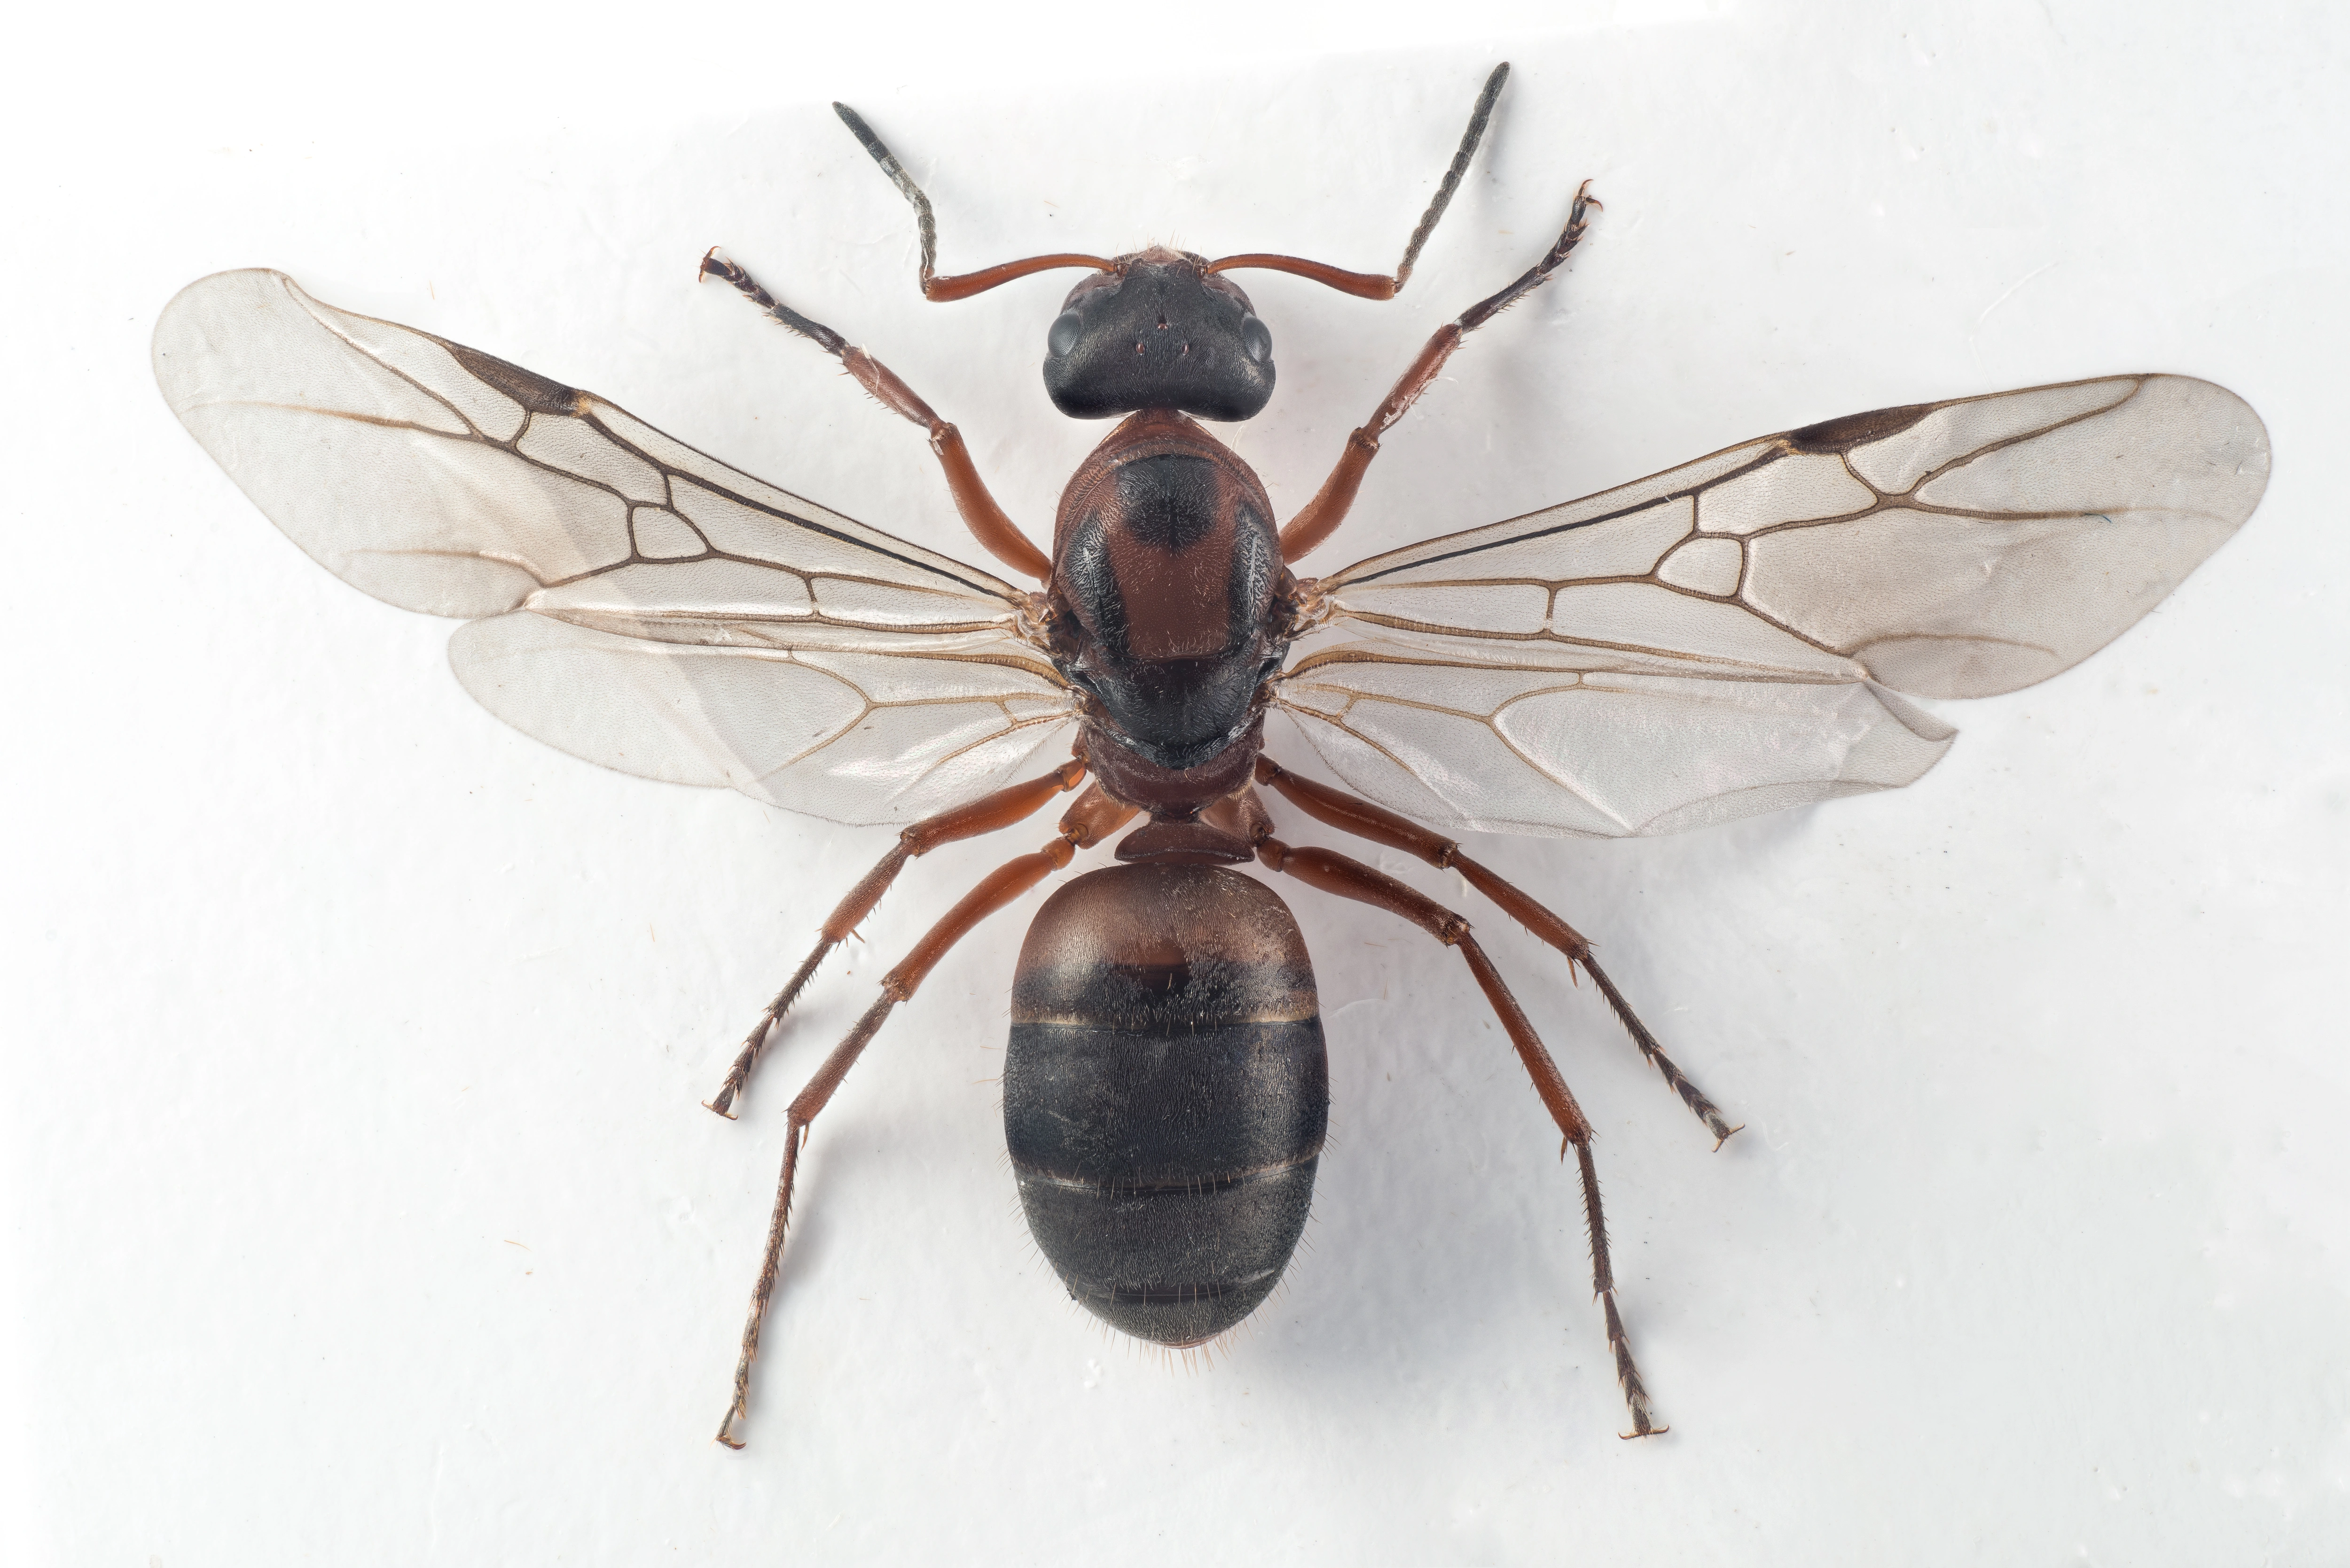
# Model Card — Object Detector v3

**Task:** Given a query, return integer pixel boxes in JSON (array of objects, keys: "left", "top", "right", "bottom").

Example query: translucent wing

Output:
[
  {"left": 154, "top": 269, "right": 1076, "bottom": 825},
  {"left": 1277, "top": 375, "right": 2268, "bottom": 838}
]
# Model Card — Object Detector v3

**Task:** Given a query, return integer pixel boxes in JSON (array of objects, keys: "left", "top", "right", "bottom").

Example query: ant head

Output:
[
  {"left": 1042, "top": 249, "right": 1275, "bottom": 422},
  {"left": 831, "top": 61, "right": 1515, "bottom": 421}
]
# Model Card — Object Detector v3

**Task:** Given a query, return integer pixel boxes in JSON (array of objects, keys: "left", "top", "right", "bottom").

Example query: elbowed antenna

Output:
[
  {"left": 835, "top": 63, "right": 1515, "bottom": 305},
  {"left": 1206, "top": 62, "right": 1512, "bottom": 299},
  {"left": 833, "top": 101, "right": 1116, "bottom": 302}
]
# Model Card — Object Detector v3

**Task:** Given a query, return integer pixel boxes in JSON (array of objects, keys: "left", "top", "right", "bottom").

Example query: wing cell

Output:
[{"left": 1697, "top": 452, "right": 1876, "bottom": 534}]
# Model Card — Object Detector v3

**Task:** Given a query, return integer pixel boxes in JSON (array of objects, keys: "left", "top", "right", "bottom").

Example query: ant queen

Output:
[{"left": 153, "top": 65, "right": 2268, "bottom": 1446}]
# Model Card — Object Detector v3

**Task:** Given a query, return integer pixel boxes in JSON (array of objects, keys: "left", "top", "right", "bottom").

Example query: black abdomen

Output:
[{"left": 1006, "top": 864, "right": 1325, "bottom": 1346}]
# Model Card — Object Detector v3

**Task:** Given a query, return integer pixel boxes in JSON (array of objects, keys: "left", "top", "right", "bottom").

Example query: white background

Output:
[{"left": 6, "top": 0, "right": 2345, "bottom": 1561}]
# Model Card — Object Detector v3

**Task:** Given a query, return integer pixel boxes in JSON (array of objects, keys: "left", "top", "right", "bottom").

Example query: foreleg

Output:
[
  {"left": 698, "top": 250, "right": 1050, "bottom": 579},
  {"left": 1277, "top": 180, "right": 1601, "bottom": 562}
]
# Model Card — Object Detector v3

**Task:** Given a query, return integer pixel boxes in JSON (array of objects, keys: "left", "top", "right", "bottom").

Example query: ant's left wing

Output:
[
  {"left": 1273, "top": 375, "right": 2268, "bottom": 838},
  {"left": 156, "top": 270, "right": 1076, "bottom": 826}
]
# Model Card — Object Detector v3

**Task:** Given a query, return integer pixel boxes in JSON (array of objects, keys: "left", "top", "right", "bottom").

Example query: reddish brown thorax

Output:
[
  {"left": 1046, "top": 409, "right": 1289, "bottom": 843},
  {"left": 1052, "top": 409, "right": 1274, "bottom": 659}
]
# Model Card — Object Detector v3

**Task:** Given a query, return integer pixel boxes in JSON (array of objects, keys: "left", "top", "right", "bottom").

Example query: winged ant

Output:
[{"left": 153, "top": 63, "right": 2269, "bottom": 1447}]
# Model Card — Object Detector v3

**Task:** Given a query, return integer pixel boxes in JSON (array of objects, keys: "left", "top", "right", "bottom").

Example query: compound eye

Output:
[
  {"left": 1047, "top": 310, "right": 1084, "bottom": 359},
  {"left": 1239, "top": 314, "right": 1272, "bottom": 366}
]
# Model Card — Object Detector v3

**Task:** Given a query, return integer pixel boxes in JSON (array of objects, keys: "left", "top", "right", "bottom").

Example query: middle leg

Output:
[
  {"left": 1253, "top": 756, "right": 1740, "bottom": 1148},
  {"left": 715, "top": 784, "right": 1138, "bottom": 1448},
  {"left": 705, "top": 758, "right": 1088, "bottom": 1118}
]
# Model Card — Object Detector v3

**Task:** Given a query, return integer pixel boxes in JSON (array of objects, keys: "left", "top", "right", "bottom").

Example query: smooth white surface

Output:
[{"left": 6, "top": 1, "right": 2345, "bottom": 1562}]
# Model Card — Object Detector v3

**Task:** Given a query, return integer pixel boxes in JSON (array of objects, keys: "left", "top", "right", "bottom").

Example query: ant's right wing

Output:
[
  {"left": 1275, "top": 375, "right": 2268, "bottom": 838},
  {"left": 155, "top": 270, "right": 1076, "bottom": 826}
]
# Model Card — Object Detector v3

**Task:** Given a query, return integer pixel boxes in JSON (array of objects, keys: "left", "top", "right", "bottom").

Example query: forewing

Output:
[
  {"left": 154, "top": 269, "right": 1075, "bottom": 824},
  {"left": 1279, "top": 375, "right": 2266, "bottom": 837}
]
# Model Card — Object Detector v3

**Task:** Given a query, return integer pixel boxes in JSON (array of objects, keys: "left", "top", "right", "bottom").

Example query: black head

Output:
[{"left": 1043, "top": 248, "right": 1275, "bottom": 422}]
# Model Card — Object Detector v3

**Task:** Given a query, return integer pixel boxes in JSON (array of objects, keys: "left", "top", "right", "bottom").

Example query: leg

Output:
[
  {"left": 697, "top": 250, "right": 1051, "bottom": 580},
  {"left": 705, "top": 758, "right": 1087, "bottom": 1118},
  {"left": 714, "top": 786, "right": 1136, "bottom": 1448},
  {"left": 1252, "top": 829, "right": 1664, "bottom": 1438},
  {"left": 1253, "top": 757, "right": 1740, "bottom": 1148},
  {"left": 1277, "top": 179, "right": 1602, "bottom": 562}
]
